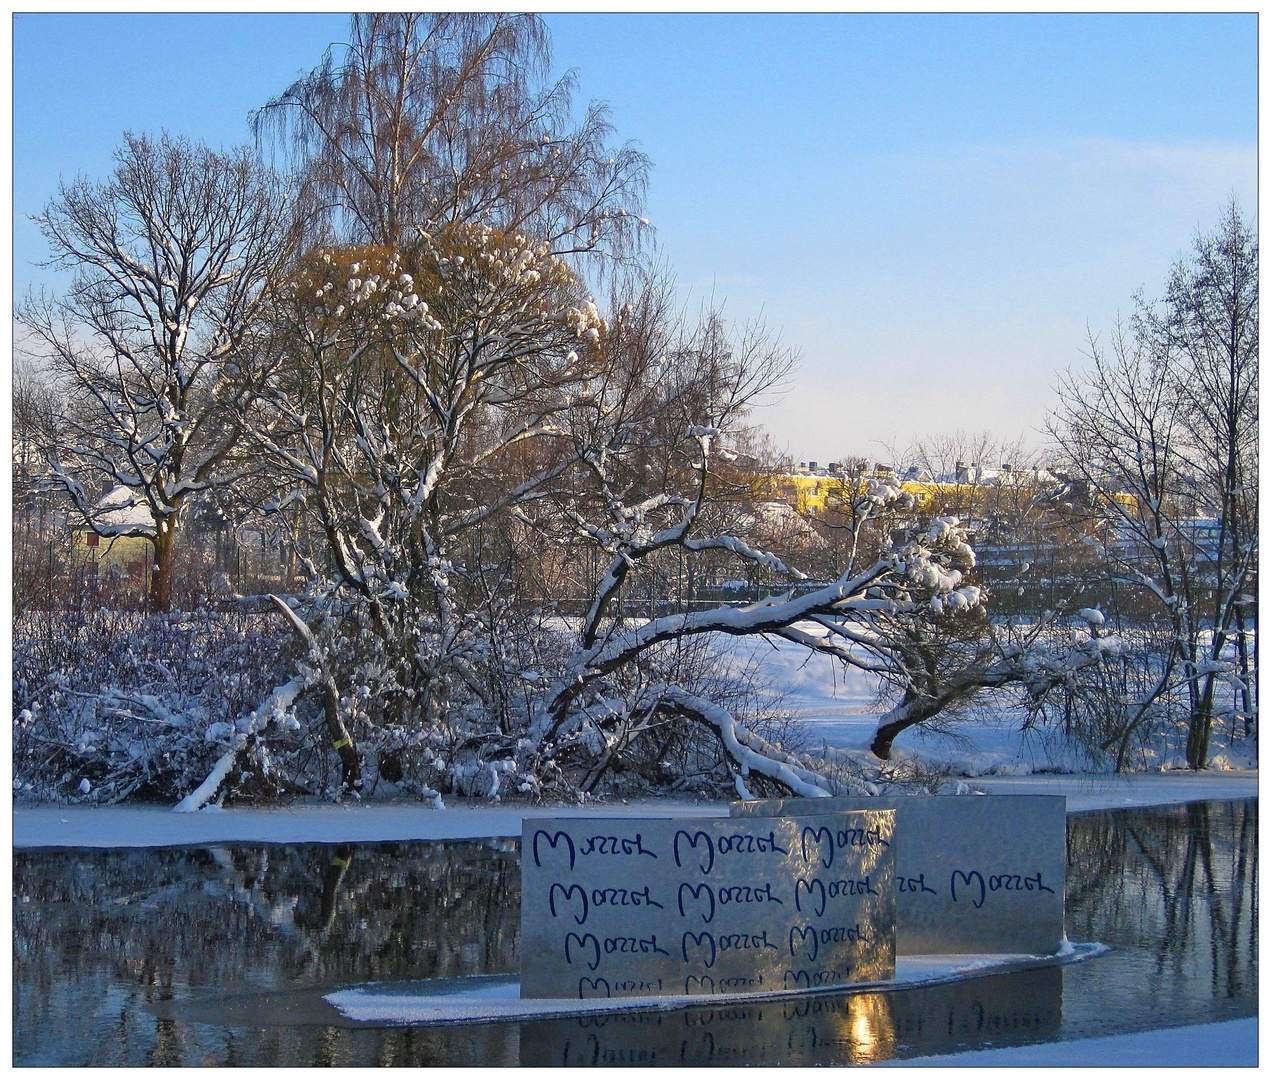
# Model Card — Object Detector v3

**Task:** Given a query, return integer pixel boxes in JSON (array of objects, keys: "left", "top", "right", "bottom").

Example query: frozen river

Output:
[{"left": 12, "top": 796, "right": 1257, "bottom": 1066}]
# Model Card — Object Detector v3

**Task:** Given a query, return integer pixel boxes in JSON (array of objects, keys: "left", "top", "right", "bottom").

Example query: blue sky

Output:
[{"left": 13, "top": 12, "right": 1257, "bottom": 461}]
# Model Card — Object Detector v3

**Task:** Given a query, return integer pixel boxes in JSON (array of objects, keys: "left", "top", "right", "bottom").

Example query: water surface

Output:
[{"left": 13, "top": 799, "right": 1256, "bottom": 1066}]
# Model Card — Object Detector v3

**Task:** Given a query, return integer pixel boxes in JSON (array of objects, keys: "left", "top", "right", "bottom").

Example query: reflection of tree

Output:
[
  {"left": 15, "top": 804, "right": 1258, "bottom": 1066},
  {"left": 1066, "top": 799, "right": 1257, "bottom": 1006},
  {"left": 14, "top": 839, "right": 521, "bottom": 1065}
]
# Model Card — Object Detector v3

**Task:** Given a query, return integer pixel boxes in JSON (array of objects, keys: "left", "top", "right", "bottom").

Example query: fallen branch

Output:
[
  {"left": 173, "top": 674, "right": 306, "bottom": 812},
  {"left": 268, "top": 594, "right": 362, "bottom": 796},
  {"left": 659, "top": 685, "right": 833, "bottom": 798}
]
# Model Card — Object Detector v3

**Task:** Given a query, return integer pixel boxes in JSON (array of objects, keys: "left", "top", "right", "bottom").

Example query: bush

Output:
[{"left": 13, "top": 607, "right": 306, "bottom": 804}]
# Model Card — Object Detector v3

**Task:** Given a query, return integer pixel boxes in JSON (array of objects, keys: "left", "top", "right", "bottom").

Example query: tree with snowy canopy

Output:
[
  {"left": 18, "top": 133, "right": 298, "bottom": 612},
  {"left": 243, "top": 224, "right": 610, "bottom": 794}
]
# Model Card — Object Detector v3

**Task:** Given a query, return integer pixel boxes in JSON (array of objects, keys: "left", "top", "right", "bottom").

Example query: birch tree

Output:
[{"left": 253, "top": 12, "right": 648, "bottom": 256}]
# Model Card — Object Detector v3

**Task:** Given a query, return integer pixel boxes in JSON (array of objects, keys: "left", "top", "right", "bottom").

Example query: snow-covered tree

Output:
[
  {"left": 18, "top": 133, "right": 297, "bottom": 611},
  {"left": 238, "top": 225, "right": 608, "bottom": 795},
  {"left": 1050, "top": 202, "right": 1257, "bottom": 768}
]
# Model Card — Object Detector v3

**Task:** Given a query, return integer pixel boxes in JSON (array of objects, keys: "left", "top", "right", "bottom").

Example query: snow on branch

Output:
[
  {"left": 173, "top": 674, "right": 306, "bottom": 813},
  {"left": 658, "top": 685, "right": 832, "bottom": 798}
]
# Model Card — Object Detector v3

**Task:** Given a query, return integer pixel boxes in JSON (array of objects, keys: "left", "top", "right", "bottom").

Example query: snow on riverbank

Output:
[
  {"left": 324, "top": 946, "right": 1107, "bottom": 1025},
  {"left": 719, "top": 627, "right": 1259, "bottom": 775},
  {"left": 12, "top": 798, "right": 723, "bottom": 849},
  {"left": 12, "top": 770, "right": 1256, "bottom": 848},
  {"left": 882, "top": 1016, "right": 1257, "bottom": 1068},
  {"left": 12, "top": 625, "right": 1256, "bottom": 849}
]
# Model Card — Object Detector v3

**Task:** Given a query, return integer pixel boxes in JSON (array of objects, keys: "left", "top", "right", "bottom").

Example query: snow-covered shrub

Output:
[
  {"left": 13, "top": 607, "right": 308, "bottom": 804},
  {"left": 1016, "top": 618, "right": 1257, "bottom": 773}
]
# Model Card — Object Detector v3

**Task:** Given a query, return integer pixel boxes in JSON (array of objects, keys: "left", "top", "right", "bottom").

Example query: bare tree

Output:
[
  {"left": 13, "top": 361, "right": 70, "bottom": 612},
  {"left": 1156, "top": 201, "right": 1258, "bottom": 765},
  {"left": 237, "top": 225, "right": 606, "bottom": 796},
  {"left": 1049, "top": 202, "right": 1257, "bottom": 768},
  {"left": 18, "top": 133, "right": 298, "bottom": 611},
  {"left": 253, "top": 13, "right": 648, "bottom": 258}
]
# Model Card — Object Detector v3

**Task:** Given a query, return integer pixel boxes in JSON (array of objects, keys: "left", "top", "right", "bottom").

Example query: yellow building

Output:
[
  {"left": 765, "top": 467, "right": 1137, "bottom": 522},
  {"left": 763, "top": 471, "right": 942, "bottom": 515}
]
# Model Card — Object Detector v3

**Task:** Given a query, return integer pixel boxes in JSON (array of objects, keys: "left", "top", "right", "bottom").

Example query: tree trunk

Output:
[
  {"left": 1186, "top": 682, "right": 1216, "bottom": 770},
  {"left": 322, "top": 675, "right": 362, "bottom": 795},
  {"left": 1233, "top": 604, "right": 1252, "bottom": 736},
  {"left": 149, "top": 520, "right": 177, "bottom": 613},
  {"left": 870, "top": 690, "right": 937, "bottom": 761}
]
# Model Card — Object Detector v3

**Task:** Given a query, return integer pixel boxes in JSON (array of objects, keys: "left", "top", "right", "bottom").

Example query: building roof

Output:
[{"left": 85, "top": 486, "right": 154, "bottom": 535}]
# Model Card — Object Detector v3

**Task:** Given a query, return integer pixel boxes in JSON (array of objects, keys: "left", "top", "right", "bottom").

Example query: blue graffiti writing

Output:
[
  {"left": 673, "top": 830, "right": 714, "bottom": 874},
  {"left": 603, "top": 934, "right": 669, "bottom": 956},
  {"left": 800, "top": 826, "right": 836, "bottom": 869},
  {"left": 589, "top": 885, "right": 663, "bottom": 910},
  {"left": 682, "top": 930, "right": 718, "bottom": 968},
  {"left": 789, "top": 922, "right": 870, "bottom": 962},
  {"left": 783, "top": 967, "right": 854, "bottom": 990},
  {"left": 836, "top": 825, "right": 889, "bottom": 850},
  {"left": 577, "top": 833, "right": 658, "bottom": 859},
  {"left": 532, "top": 829, "right": 576, "bottom": 870},
  {"left": 565, "top": 932, "right": 600, "bottom": 970},
  {"left": 549, "top": 882, "right": 589, "bottom": 923},
  {"left": 715, "top": 830, "right": 788, "bottom": 856},
  {"left": 678, "top": 882, "right": 715, "bottom": 924},
  {"left": 898, "top": 873, "right": 938, "bottom": 895},
  {"left": 610, "top": 978, "right": 663, "bottom": 993},
  {"left": 578, "top": 977, "right": 611, "bottom": 999},
  {"left": 717, "top": 882, "right": 783, "bottom": 906},
  {"left": 951, "top": 869, "right": 1056, "bottom": 907},
  {"left": 795, "top": 876, "right": 878, "bottom": 917},
  {"left": 684, "top": 975, "right": 716, "bottom": 995}
]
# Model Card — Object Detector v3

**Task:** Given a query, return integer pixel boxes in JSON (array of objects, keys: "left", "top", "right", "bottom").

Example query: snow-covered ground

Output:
[
  {"left": 720, "top": 628, "right": 1259, "bottom": 774},
  {"left": 13, "top": 765, "right": 1258, "bottom": 848},
  {"left": 13, "top": 627, "right": 1256, "bottom": 847},
  {"left": 881, "top": 1017, "right": 1257, "bottom": 1068}
]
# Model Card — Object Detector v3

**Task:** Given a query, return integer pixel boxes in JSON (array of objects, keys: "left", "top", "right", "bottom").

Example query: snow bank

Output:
[
  {"left": 324, "top": 946, "right": 1107, "bottom": 1025},
  {"left": 12, "top": 770, "right": 1257, "bottom": 848},
  {"left": 965, "top": 771, "right": 1258, "bottom": 813},
  {"left": 12, "top": 799, "right": 724, "bottom": 849}
]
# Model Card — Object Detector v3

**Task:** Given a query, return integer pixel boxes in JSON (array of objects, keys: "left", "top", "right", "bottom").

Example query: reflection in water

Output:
[
  {"left": 13, "top": 840, "right": 521, "bottom": 1066},
  {"left": 521, "top": 967, "right": 1061, "bottom": 1066},
  {"left": 12, "top": 799, "right": 1256, "bottom": 1066},
  {"left": 1061, "top": 798, "right": 1257, "bottom": 1039}
]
